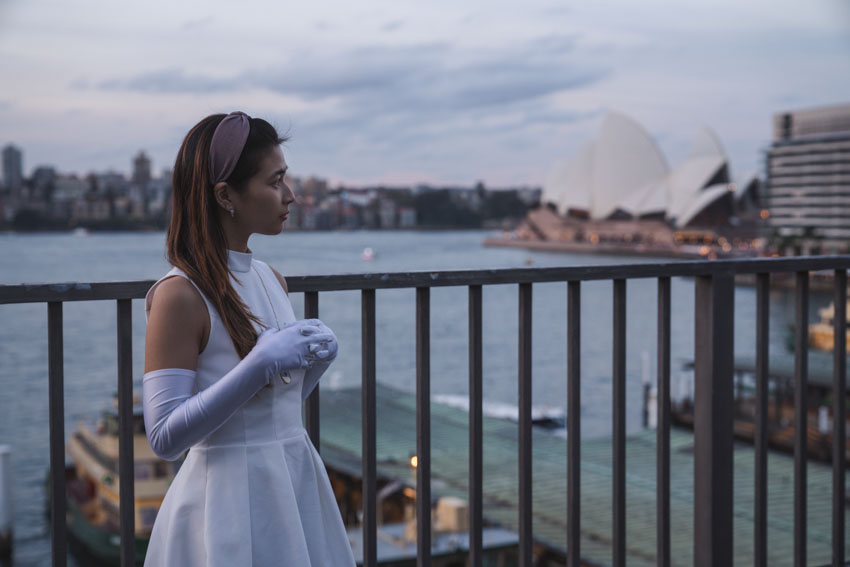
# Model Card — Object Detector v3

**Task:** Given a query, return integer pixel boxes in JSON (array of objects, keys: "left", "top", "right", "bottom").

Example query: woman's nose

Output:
[{"left": 282, "top": 183, "right": 295, "bottom": 205}]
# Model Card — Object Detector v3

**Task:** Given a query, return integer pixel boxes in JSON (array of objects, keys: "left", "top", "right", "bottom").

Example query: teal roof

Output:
[{"left": 318, "top": 383, "right": 848, "bottom": 567}]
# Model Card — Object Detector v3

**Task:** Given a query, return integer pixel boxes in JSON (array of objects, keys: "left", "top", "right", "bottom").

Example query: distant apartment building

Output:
[
  {"left": 379, "top": 198, "right": 396, "bottom": 228},
  {"left": 765, "top": 103, "right": 850, "bottom": 252},
  {"left": 51, "top": 175, "right": 88, "bottom": 217},
  {"left": 132, "top": 151, "right": 152, "bottom": 187},
  {"left": 2, "top": 144, "right": 23, "bottom": 198},
  {"left": 30, "top": 166, "right": 57, "bottom": 201},
  {"left": 72, "top": 198, "right": 111, "bottom": 222},
  {"left": 398, "top": 206, "right": 416, "bottom": 228}
]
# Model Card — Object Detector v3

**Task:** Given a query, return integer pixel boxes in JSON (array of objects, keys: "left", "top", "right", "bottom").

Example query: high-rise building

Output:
[
  {"left": 31, "top": 166, "right": 56, "bottom": 201},
  {"left": 2, "top": 144, "right": 23, "bottom": 198},
  {"left": 765, "top": 103, "right": 850, "bottom": 252},
  {"left": 132, "top": 151, "right": 151, "bottom": 187}
]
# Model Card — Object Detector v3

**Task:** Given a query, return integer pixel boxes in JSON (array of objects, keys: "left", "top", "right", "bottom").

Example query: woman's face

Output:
[{"left": 231, "top": 145, "right": 295, "bottom": 236}]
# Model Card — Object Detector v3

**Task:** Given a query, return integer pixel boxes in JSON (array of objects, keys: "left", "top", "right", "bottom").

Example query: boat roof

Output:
[
  {"left": 102, "top": 393, "right": 144, "bottom": 418},
  {"left": 730, "top": 349, "right": 842, "bottom": 391}
]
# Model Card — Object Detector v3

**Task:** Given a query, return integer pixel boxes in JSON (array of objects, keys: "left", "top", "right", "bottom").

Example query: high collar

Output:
[{"left": 227, "top": 249, "right": 253, "bottom": 273}]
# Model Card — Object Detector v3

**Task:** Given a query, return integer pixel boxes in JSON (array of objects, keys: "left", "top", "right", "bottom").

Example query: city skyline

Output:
[{"left": 1, "top": 0, "right": 849, "bottom": 187}]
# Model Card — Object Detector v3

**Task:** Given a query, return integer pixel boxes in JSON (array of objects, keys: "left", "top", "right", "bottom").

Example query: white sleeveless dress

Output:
[{"left": 143, "top": 250, "right": 356, "bottom": 566}]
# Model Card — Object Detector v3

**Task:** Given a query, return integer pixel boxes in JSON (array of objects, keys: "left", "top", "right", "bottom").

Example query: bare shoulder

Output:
[
  {"left": 150, "top": 275, "right": 207, "bottom": 315},
  {"left": 145, "top": 275, "right": 209, "bottom": 372},
  {"left": 269, "top": 266, "right": 289, "bottom": 295}
]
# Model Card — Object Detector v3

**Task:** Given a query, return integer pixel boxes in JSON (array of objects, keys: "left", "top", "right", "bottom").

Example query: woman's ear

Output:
[{"left": 213, "top": 182, "right": 233, "bottom": 213}]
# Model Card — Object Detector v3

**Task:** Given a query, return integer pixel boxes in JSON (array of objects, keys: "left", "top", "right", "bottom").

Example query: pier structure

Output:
[{"left": 319, "top": 383, "right": 848, "bottom": 566}]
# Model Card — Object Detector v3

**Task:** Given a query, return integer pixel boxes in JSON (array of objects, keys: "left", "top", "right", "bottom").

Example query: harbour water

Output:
[{"left": 0, "top": 229, "right": 829, "bottom": 566}]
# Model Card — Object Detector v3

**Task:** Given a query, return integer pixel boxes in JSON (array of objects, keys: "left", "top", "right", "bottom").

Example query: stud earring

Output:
[{"left": 229, "top": 208, "right": 235, "bottom": 218}]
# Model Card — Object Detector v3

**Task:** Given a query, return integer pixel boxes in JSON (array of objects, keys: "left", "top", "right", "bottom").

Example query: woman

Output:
[{"left": 143, "top": 111, "right": 356, "bottom": 566}]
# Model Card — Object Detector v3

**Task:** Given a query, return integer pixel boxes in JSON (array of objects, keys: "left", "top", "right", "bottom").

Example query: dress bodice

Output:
[{"left": 146, "top": 250, "right": 307, "bottom": 448}]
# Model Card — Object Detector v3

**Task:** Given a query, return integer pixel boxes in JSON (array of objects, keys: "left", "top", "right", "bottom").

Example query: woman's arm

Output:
[{"left": 145, "top": 276, "right": 208, "bottom": 373}]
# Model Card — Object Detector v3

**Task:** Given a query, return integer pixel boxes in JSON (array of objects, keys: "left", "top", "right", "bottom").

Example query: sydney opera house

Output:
[{"left": 491, "top": 112, "right": 763, "bottom": 258}]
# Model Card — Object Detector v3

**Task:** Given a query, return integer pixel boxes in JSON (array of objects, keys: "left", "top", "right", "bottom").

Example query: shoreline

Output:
[{"left": 482, "top": 236, "right": 750, "bottom": 260}]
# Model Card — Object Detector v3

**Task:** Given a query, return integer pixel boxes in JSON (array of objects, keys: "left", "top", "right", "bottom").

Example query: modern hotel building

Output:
[{"left": 766, "top": 103, "right": 850, "bottom": 252}]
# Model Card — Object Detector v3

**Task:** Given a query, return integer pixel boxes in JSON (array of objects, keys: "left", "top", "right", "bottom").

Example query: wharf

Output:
[
  {"left": 482, "top": 207, "right": 761, "bottom": 261},
  {"left": 318, "top": 383, "right": 848, "bottom": 567}
]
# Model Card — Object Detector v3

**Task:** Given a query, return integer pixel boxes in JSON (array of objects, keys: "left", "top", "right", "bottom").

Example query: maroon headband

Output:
[{"left": 209, "top": 111, "right": 251, "bottom": 184}]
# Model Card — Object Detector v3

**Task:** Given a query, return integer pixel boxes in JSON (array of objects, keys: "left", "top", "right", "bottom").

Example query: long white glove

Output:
[
  {"left": 301, "top": 320, "right": 339, "bottom": 401},
  {"left": 143, "top": 319, "right": 334, "bottom": 461}
]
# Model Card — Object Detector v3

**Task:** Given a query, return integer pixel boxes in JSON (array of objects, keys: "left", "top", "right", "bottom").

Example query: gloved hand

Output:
[
  {"left": 143, "top": 319, "right": 335, "bottom": 460},
  {"left": 302, "top": 320, "right": 339, "bottom": 401},
  {"left": 250, "top": 319, "right": 336, "bottom": 379}
]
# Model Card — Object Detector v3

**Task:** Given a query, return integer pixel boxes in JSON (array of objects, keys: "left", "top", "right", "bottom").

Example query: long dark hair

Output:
[{"left": 167, "top": 113, "right": 288, "bottom": 358}]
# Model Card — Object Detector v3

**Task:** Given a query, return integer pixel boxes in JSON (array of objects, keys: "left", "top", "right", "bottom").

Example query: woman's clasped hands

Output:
[{"left": 249, "top": 319, "right": 339, "bottom": 379}]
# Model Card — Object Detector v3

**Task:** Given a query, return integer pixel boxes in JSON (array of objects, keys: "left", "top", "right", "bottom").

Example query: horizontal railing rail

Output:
[
  {"left": 1, "top": 254, "right": 847, "bottom": 567},
  {"left": 4, "top": 256, "right": 850, "bottom": 305}
]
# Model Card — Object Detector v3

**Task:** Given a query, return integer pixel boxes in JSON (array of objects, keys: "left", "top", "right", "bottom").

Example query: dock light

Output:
[
  {"left": 410, "top": 455, "right": 418, "bottom": 468},
  {"left": 699, "top": 245, "right": 710, "bottom": 256}
]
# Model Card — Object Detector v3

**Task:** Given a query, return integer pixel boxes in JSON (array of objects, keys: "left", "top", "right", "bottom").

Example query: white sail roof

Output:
[
  {"left": 542, "top": 112, "right": 736, "bottom": 226},
  {"left": 666, "top": 155, "right": 727, "bottom": 223},
  {"left": 734, "top": 171, "right": 760, "bottom": 203},
  {"left": 676, "top": 183, "right": 732, "bottom": 227},
  {"left": 688, "top": 126, "right": 726, "bottom": 160},
  {"left": 590, "top": 112, "right": 669, "bottom": 219},
  {"left": 618, "top": 178, "right": 669, "bottom": 218}
]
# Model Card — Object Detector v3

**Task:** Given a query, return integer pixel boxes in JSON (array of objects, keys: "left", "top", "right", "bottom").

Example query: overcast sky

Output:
[{"left": 1, "top": 0, "right": 848, "bottom": 187}]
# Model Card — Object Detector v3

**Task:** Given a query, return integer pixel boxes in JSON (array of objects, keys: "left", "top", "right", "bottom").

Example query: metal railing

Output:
[{"left": 1, "top": 255, "right": 848, "bottom": 567}]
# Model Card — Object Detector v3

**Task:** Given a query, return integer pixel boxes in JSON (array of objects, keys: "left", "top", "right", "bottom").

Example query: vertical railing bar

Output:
[
  {"left": 116, "top": 299, "right": 135, "bottom": 567},
  {"left": 468, "top": 285, "right": 483, "bottom": 567},
  {"left": 612, "top": 279, "right": 626, "bottom": 567},
  {"left": 657, "top": 277, "right": 671, "bottom": 567},
  {"left": 794, "top": 271, "right": 808, "bottom": 567},
  {"left": 518, "top": 282, "right": 533, "bottom": 567},
  {"left": 47, "top": 302, "right": 66, "bottom": 567},
  {"left": 361, "top": 289, "right": 377, "bottom": 567},
  {"left": 567, "top": 281, "right": 581, "bottom": 567},
  {"left": 416, "top": 287, "right": 432, "bottom": 567},
  {"left": 304, "top": 291, "right": 320, "bottom": 451},
  {"left": 832, "top": 269, "right": 846, "bottom": 567},
  {"left": 694, "top": 272, "right": 734, "bottom": 567},
  {"left": 755, "top": 273, "right": 770, "bottom": 567}
]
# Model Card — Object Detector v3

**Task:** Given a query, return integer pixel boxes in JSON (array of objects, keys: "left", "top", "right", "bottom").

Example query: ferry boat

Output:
[
  {"left": 808, "top": 300, "right": 850, "bottom": 352},
  {"left": 53, "top": 396, "right": 179, "bottom": 566}
]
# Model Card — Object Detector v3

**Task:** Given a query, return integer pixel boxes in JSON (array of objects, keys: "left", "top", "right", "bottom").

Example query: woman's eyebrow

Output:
[{"left": 267, "top": 167, "right": 288, "bottom": 179}]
